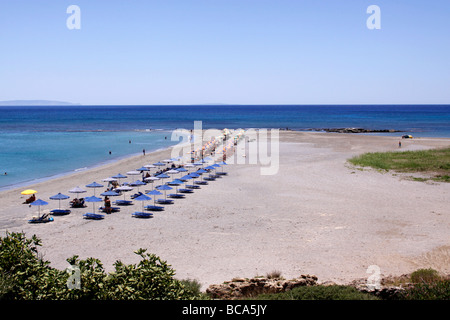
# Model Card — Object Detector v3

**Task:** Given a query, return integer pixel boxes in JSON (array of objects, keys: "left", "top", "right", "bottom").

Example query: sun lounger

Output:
[
  {"left": 168, "top": 193, "right": 185, "bottom": 199},
  {"left": 83, "top": 213, "right": 105, "bottom": 220},
  {"left": 114, "top": 200, "right": 133, "bottom": 206},
  {"left": 203, "top": 176, "right": 216, "bottom": 181},
  {"left": 131, "top": 192, "right": 144, "bottom": 199},
  {"left": 216, "top": 172, "right": 228, "bottom": 176},
  {"left": 132, "top": 212, "right": 153, "bottom": 219},
  {"left": 144, "top": 205, "right": 165, "bottom": 211},
  {"left": 156, "top": 199, "right": 174, "bottom": 205},
  {"left": 99, "top": 206, "right": 120, "bottom": 213},
  {"left": 194, "top": 180, "right": 208, "bottom": 185},
  {"left": 70, "top": 198, "right": 86, "bottom": 208},
  {"left": 179, "top": 188, "right": 194, "bottom": 193},
  {"left": 185, "top": 185, "right": 201, "bottom": 189},
  {"left": 28, "top": 213, "right": 54, "bottom": 224},
  {"left": 50, "top": 209, "right": 71, "bottom": 216}
]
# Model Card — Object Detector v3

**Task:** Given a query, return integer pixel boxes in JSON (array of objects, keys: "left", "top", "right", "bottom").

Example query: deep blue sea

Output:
[{"left": 1, "top": 105, "right": 450, "bottom": 190}]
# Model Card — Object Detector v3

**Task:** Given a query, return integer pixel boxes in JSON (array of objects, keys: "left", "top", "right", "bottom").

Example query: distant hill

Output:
[{"left": 0, "top": 100, "right": 81, "bottom": 106}]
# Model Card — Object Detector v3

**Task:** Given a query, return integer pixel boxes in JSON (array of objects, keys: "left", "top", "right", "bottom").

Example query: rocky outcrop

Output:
[
  {"left": 309, "top": 128, "right": 402, "bottom": 134},
  {"left": 206, "top": 275, "right": 318, "bottom": 299}
]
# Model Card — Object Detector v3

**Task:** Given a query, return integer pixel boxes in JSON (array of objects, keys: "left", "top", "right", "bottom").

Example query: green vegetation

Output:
[
  {"left": 1, "top": 233, "right": 448, "bottom": 300},
  {"left": 256, "top": 285, "right": 379, "bottom": 300},
  {"left": 401, "top": 268, "right": 449, "bottom": 300},
  {"left": 0, "top": 232, "right": 201, "bottom": 300},
  {"left": 348, "top": 147, "right": 450, "bottom": 182}
]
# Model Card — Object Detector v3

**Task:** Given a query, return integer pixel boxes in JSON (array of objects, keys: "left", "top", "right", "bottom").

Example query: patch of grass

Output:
[
  {"left": 256, "top": 285, "right": 379, "bottom": 300},
  {"left": 266, "top": 270, "right": 283, "bottom": 279},
  {"left": 348, "top": 147, "right": 450, "bottom": 181}
]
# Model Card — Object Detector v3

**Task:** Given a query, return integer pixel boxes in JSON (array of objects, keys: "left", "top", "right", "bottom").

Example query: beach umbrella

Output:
[
  {"left": 156, "top": 173, "right": 170, "bottom": 185},
  {"left": 84, "top": 196, "right": 102, "bottom": 213},
  {"left": 168, "top": 179, "right": 184, "bottom": 193},
  {"left": 112, "top": 173, "right": 127, "bottom": 184},
  {"left": 85, "top": 182, "right": 104, "bottom": 196},
  {"left": 143, "top": 164, "right": 156, "bottom": 169},
  {"left": 156, "top": 184, "right": 172, "bottom": 199},
  {"left": 146, "top": 189, "right": 163, "bottom": 205},
  {"left": 176, "top": 167, "right": 188, "bottom": 173},
  {"left": 49, "top": 193, "right": 70, "bottom": 209},
  {"left": 130, "top": 180, "right": 146, "bottom": 192},
  {"left": 162, "top": 159, "right": 173, "bottom": 163},
  {"left": 136, "top": 166, "right": 149, "bottom": 172},
  {"left": 102, "top": 177, "right": 117, "bottom": 182},
  {"left": 116, "top": 185, "right": 133, "bottom": 200},
  {"left": 144, "top": 176, "right": 159, "bottom": 190},
  {"left": 126, "top": 170, "right": 141, "bottom": 176},
  {"left": 134, "top": 193, "right": 151, "bottom": 211},
  {"left": 69, "top": 186, "right": 87, "bottom": 196},
  {"left": 179, "top": 174, "right": 192, "bottom": 182},
  {"left": 21, "top": 189, "right": 37, "bottom": 195},
  {"left": 30, "top": 199, "right": 48, "bottom": 217},
  {"left": 153, "top": 161, "right": 165, "bottom": 166},
  {"left": 100, "top": 190, "right": 120, "bottom": 197}
]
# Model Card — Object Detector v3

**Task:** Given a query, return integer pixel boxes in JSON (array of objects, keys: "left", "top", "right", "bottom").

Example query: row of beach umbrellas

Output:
[{"left": 23, "top": 160, "right": 228, "bottom": 222}]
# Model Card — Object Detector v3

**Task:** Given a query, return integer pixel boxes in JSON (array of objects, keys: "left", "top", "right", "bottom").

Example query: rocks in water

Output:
[
  {"left": 206, "top": 274, "right": 318, "bottom": 299},
  {"left": 309, "top": 128, "right": 401, "bottom": 134}
]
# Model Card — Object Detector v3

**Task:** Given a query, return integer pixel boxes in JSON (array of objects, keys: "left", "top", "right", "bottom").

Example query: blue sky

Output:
[{"left": 0, "top": 0, "right": 449, "bottom": 105}]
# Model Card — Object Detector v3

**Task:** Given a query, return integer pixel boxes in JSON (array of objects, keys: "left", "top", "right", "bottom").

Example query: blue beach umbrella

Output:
[
  {"left": 134, "top": 193, "right": 151, "bottom": 212},
  {"left": 156, "top": 173, "right": 170, "bottom": 185},
  {"left": 146, "top": 189, "right": 163, "bottom": 205},
  {"left": 84, "top": 196, "right": 102, "bottom": 213},
  {"left": 100, "top": 190, "right": 120, "bottom": 197},
  {"left": 112, "top": 173, "right": 127, "bottom": 184},
  {"left": 156, "top": 184, "right": 172, "bottom": 199},
  {"left": 30, "top": 199, "right": 49, "bottom": 217},
  {"left": 189, "top": 172, "right": 199, "bottom": 178},
  {"left": 153, "top": 161, "right": 165, "bottom": 166},
  {"left": 86, "top": 182, "right": 104, "bottom": 196},
  {"left": 176, "top": 167, "right": 188, "bottom": 173},
  {"left": 196, "top": 169, "right": 208, "bottom": 180},
  {"left": 49, "top": 193, "right": 70, "bottom": 209},
  {"left": 131, "top": 180, "right": 146, "bottom": 194}
]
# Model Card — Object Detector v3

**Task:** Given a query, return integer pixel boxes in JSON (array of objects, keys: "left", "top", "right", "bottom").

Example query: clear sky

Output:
[{"left": 0, "top": 0, "right": 449, "bottom": 105}]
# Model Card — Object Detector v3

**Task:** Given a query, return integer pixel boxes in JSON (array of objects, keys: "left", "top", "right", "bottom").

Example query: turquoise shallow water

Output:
[{"left": 1, "top": 104, "right": 449, "bottom": 190}]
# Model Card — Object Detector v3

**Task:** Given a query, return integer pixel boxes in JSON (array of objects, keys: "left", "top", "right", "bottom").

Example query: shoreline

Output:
[
  {"left": 0, "top": 145, "right": 175, "bottom": 193},
  {"left": 1, "top": 131, "right": 449, "bottom": 289}
]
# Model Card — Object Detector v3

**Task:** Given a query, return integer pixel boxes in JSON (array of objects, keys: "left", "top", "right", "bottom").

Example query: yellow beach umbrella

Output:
[{"left": 21, "top": 189, "right": 37, "bottom": 195}]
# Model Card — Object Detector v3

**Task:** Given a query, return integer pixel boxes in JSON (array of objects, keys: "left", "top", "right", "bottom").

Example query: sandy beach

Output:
[{"left": 0, "top": 131, "right": 449, "bottom": 289}]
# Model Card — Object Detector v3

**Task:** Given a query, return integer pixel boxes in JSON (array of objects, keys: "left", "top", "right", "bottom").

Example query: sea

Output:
[{"left": 1, "top": 104, "right": 450, "bottom": 191}]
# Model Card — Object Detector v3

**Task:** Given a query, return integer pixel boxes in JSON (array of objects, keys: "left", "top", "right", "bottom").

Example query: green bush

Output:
[
  {"left": 0, "top": 232, "right": 197, "bottom": 300},
  {"left": 400, "top": 280, "right": 450, "bottom": 300},
  {"left": 256, "top": 285, "right": 379, "bottom": 300},
  {"left": 410, "top": 268, "right": 442, "bottom": 284}
]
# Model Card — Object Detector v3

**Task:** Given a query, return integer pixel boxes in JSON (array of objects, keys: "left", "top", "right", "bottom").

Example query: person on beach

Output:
[
  {"left": 104, "top": 196, "right": 112, "bottom": 214},
  {"left": 399, "top": 141, "right": 402, "bottom": 148},
  {"left": 143, "top": 149, "right": 146, "bottom": 156}
]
